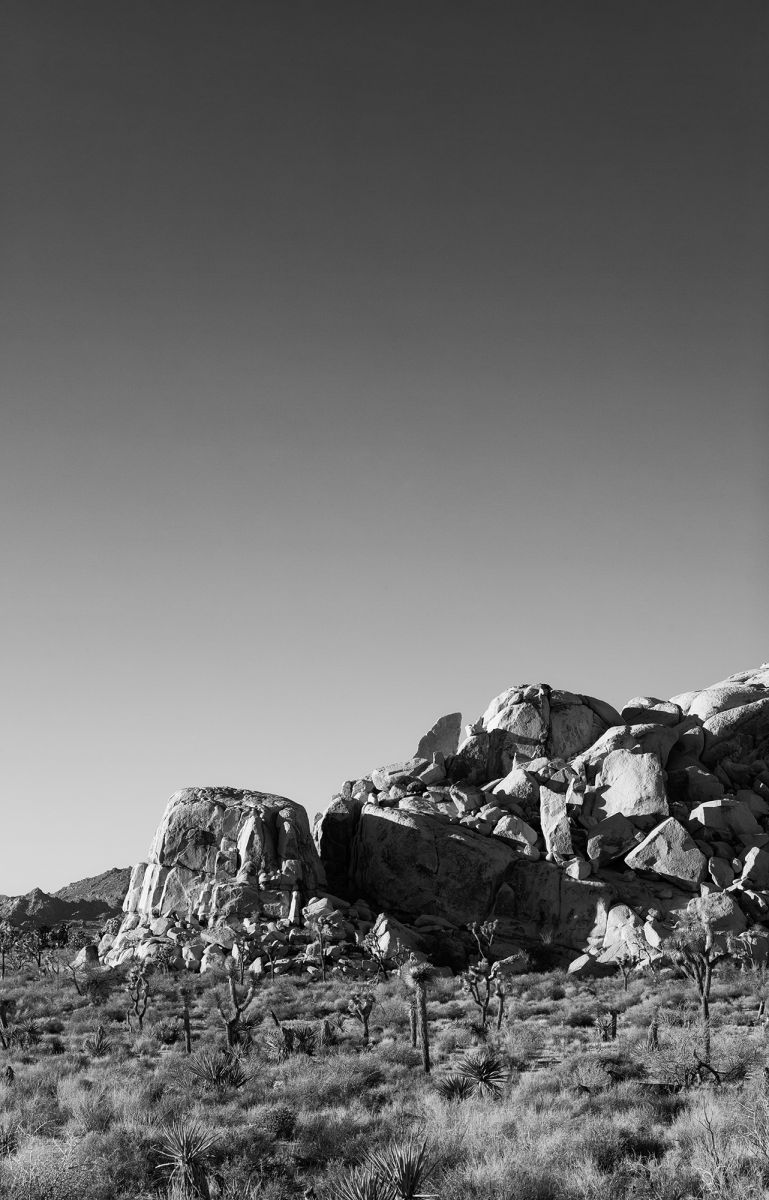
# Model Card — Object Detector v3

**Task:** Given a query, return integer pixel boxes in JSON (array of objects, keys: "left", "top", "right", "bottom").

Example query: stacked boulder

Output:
[{"left": 315, "top": 666, "right": 769, "bottom": 972}]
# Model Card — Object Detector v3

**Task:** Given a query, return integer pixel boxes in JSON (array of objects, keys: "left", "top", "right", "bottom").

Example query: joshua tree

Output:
[
  {"left": 217, "top": 975, "right": 257, "bottom": 1049},
  {"left": 17, "top": 926, "right": 53, "bottom": 970},
  {"left": 126, "top": 963, "right": 152, "bottom": 1032},
  {"left": 616, "top": 951, "right": 637, "bottom": 992},
  {"left": 307, "top": 916, "right": 333, "bottom": 983},
  {"left": 361, "top": 929, "right": 391, "bottom": 980},
  {"left": 646, "top": 1008, "right": 660, "bottom": 1051},
  {"left": 666, "top": 915, "right": 733, "bottom": 1062},
  {"left": 595, "top": 1006, "right": 618, "bottom": 1043},
  {"left": 404, "top": 958, "right": 434, "bottom": 1074},
  {"left": 231, "top": 929, "right": 262, "bottom": 985},
  {"left": 463, "top": 960, "right": 494, "bottom": 1028},
  {"left": 0, "top": 998, "right": 16, "bottom": 1050},
  {"left": 469, "top": 920, "right": 499, "bottom": 966},
  {"left": 178, "top": 987, "right": 193, "bottom": 1054},
  {"left": 0, "top": 923, "right": 19, "bottom": 980},
  {"left": 347, "top": 990, "right": 376, "bottom": 1045}
]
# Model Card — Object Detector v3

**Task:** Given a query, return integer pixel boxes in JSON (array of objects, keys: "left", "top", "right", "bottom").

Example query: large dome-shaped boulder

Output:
[{"left": 122, "top": 787, "right": 325, "bottom": 924}]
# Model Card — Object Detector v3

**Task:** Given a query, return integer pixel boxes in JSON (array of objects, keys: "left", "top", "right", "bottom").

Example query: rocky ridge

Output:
[
  {"left": 0, "top": 868, "right": 131, "bottom": 928},
  {"left": 101, "top": 665, "right": 769, "bottom": 978}
]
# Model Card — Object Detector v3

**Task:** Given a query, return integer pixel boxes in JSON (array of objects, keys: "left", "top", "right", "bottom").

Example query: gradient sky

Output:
[{"left": 2, "top": 1, "right": 767, "bottom": 895}]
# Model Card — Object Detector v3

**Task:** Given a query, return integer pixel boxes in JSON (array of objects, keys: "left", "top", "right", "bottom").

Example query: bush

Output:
[{"left": 151, "top": 1017, "right": 181, "bottom": 1046}]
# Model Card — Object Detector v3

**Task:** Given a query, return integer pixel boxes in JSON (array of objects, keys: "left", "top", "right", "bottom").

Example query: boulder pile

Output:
[
  {"left": 315, "top": 666, "right": 769, "bottom": 973},
  {"left": 102, "top": 665, "right": 769, "bottom": 977}
]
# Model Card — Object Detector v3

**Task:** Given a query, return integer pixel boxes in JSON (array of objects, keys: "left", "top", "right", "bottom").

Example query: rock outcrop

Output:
[
  {"left": 313, "top": 664, "right": 769, "bottom": 973},
  {"left": 105, "top": 788, "right": 325, "bottom": 967},
  {"left": 100, "top": 664, "right": 769, "bottom": 978}
]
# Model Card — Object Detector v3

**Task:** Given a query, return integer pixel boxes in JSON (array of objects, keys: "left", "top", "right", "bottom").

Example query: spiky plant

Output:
[
  {"left": 457, "top": 1048, "right": 509, "bottom": 1099},
  {"left": 157, "top": 1117, "right": 217, "bottom": 1200},
  {"left": 294, "top": 1023, "right": 317, "bottom": 1056},
  {"left": 84, "top": 1025, "right": 112, "bottom": 1057},
  {"left": 435, "top": 1073, "right": 475, "bottom": 1102},
  {"left": 367, "top": 1138, "right": 436, "bottom": 1199},
  {"left": 185, "top": 1050, "right": 247, "bottom": 1096},
  {"left": 336, "top": 1166, "right": 391, "bottom": 1200}
]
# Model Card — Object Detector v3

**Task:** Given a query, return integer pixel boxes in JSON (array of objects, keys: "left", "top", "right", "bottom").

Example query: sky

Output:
[{"left": 1, "top": 1, "right": 767, "bottom": 895}]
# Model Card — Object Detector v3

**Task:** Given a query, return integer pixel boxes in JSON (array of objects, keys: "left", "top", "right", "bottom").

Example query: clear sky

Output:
[{"left": 2, "top": 1, "right": 767, "bottom": 894}]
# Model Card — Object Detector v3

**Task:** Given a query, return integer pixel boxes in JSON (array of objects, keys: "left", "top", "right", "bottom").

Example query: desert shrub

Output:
[
  {"left": 38, "top": 1019, "right": 63, "bottom": 1036},
  {"left": 500, "top": 1022, "right": 545, "bottom": 1069},
  {"left": 151, "top": 1016, "right": 181, "bottom": 1046},
  {"left": 296, "top": 1105, "right": 380, "bottom": 1168},
  {"left": 0, "top": 1136, "right": 93, "bottom": 1200},
  {"left": 73, "top": 1088, "right": 114, "bottom": 1134},
  {"left": 263, "top": 1102, "right": 297, "bottom": 1140},
  {"left": 561, "top": 1008, "right": 594, "bottom": 1028},
  {"left": 431, "top": 976, "right": 458, "bottom": 1002},
  {"left": 0, "top": 1115, "right": 21, "bottom": 1156}
]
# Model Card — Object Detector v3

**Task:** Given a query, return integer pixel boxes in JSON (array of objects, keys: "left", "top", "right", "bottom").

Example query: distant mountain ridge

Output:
[{"left": 0, "top": 866, "right": 130, "bottom": 927}]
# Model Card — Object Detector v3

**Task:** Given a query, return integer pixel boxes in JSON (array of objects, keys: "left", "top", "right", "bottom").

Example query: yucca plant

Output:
[
  {"left": 435, "top": 1072, "right": 474, "bottom": 1102},
  {"left": 336, "top": 1165, "right": 391, "bottom": 1200},
  {"left": 157, "top": 1117, "right": 217, "bottom": 1200},
  {"left": 185, "top": 1050, "right": 247, "bottom": 1096},
  {"left": 457, "top": 1048, "right": 509, "bottom": 1099},
  {"left": 84, "top": 1025, "right": 112, "bottom": 1057},
  {"left": 294, "top": 1023, "right": 317, "bottom": 1056},
  {"left": 367, "top": 1138, "right": 436, "bottom": 1199}
]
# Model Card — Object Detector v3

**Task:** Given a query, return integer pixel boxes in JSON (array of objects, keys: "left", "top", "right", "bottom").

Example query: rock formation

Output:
[
  {"left": 103, "top": 665, "right": 769, "bottom": 977},
  {"left": 105, "top": 788, "right": 325, "bottom": 967},
  {"left": 314, "top": 665, "right": 769, "bottom": 973}
]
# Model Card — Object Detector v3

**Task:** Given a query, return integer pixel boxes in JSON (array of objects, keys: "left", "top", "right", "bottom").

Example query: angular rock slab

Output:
[
  {"left": 493, "top": 860, "right": 615, "bottom": 952},
  {"left": 596, "top": 750, "right": 669, "bottom": 824},
  {"left": 586, "top": 813, "right": 637, "bottom": 867},
  {"left": 415, "top": 712, "right": 462, "bottom": 762},
  {"left": 350, "top": 804, "right": 519, "bottom": 926},
  {"left": 540, "top": 786, "right": 574, "bottom": 861},
  {"left": 624, "top": 818, "right": 706, "bottom": 891}
]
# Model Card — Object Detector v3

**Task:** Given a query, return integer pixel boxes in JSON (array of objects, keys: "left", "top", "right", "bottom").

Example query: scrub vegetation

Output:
[{"left": 2, "top": 938, "right": 769, "bottom": 1199}]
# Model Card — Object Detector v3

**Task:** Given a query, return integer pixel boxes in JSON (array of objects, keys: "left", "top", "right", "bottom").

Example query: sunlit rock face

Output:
[{"left": 122, "top": 787, "right": 325, "bottom": 925}]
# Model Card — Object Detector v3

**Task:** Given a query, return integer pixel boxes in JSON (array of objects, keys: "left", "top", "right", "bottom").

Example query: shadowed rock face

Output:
[
  {"left": 350, "top": 805, "right": 518, "bottom": 925},
  {"left": 122, "top": 788, "right": 325, "bottom": 924}
]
